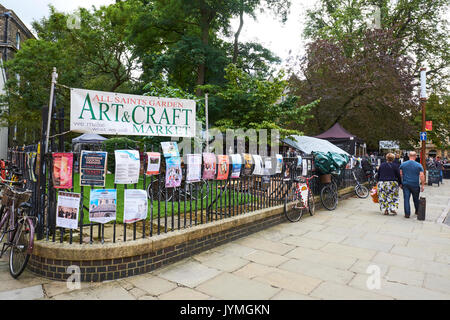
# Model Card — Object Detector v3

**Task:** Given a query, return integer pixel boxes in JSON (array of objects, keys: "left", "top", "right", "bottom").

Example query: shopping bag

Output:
[{"left": 370, "top": 186, "right": 378, "bottom": 203}]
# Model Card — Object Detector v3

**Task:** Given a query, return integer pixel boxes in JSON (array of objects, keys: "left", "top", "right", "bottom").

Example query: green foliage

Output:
[{"left": 103, "top": 137, "right": 138, "bottom": 173}]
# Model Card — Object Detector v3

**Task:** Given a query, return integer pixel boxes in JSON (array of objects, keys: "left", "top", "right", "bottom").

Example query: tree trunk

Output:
[{"left": 233, "top": 1, "right": 244, "bottom": 64}]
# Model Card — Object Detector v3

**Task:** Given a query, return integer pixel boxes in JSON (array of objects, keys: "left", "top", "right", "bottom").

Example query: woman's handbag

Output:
[{"left": 370, "top": 185, "right": 379, "bottom": 203}]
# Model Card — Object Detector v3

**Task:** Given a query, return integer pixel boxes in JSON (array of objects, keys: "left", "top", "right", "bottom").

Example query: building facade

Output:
[{"left": 0, "top": 4, "right": 35, "bottom": 159}]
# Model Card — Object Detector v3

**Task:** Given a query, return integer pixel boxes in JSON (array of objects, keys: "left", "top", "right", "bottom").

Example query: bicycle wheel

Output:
[
  {"left": 308, "top": 190, "right": 316, "bottom": 216},
  {"left": 321, "top": 184, "right": 338, "bottom": 211},
  {"left": 355, "top": 184, "right": 369, "bottom": 198},
  {"left": 284, "top": 191, "right": 303, "bottom": 222},
  {"left": 9, "top": 218, "right": 33, "bottom": 278},
  {"left": 147, "top": 178, "right": 173, "bottom": 201}
]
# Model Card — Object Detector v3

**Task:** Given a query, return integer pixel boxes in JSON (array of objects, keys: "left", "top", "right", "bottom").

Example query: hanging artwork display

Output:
[
  {"left": 165, "top": 156, "right": 182, "bottom": 188},
  {"left": 217, "top": 155, "right": 230, "bottom": 180},
  {"left": 242, "top": 153, "right": 254, "bottom": 176},
  {"left": 146, "top": 152, "right": 161, "bottom": 175},
  {"left": 56, "top": 192, "right": 80, "bottom": 229},
  {"left": 186, "top": 154, "right": 202, "bottom": 182},
  {"left": 252, "top": 155, "right": 263, "bottom": 175},
  {"left": 296, "top": 156, "right": 302, "bottom": 168},
  {"left": 123, "top": 189, "right": 148, "bottom": 223},
  {"left": 89, "top": 189, "right": 117, "bottom": 224},
  {"left": 302, "top": 159, "right": 308, "bottom": 176},
  {"left": 80, "top": 151, "right": 107, "bottom": 187},
  {"left": 202, "top": 153, "right": 216, "bottom": 180},
  {"left": 52, "top": 153, "right": 73, "bottom": 189},
  {"left": 161, "top": 141, "right": 180, "bottom": 158},
  {"left": 263, "top": 157, "right": 272, "bottom": 176},
  {"left": 114, "top": 150, "right": 140, "bottom": 184},
  {"left": 230, "top": 154, "right": 242, "bottom": 179}
]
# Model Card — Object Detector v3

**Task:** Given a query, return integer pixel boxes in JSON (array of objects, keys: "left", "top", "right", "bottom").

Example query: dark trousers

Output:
[{"left": 403, "top": 184, "right": 420, "bottom": 216}]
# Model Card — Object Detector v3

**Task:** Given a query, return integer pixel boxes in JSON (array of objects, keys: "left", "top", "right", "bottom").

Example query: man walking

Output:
[{"left": 399, "top": 151, "right": 425, "bottom": 218}]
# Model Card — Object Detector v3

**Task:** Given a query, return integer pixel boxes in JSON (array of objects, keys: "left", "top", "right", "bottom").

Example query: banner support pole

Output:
[
  {"left": 45, "top": 67, "right": 58, "bottom": 154},
  {"left": 205, "top": 93, "right": 209, "bottom": 153}
]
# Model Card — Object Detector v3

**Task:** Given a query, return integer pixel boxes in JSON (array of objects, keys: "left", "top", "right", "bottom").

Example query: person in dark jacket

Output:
[{"left": 377, "top": 153, "right": 402, "bottom": 215}]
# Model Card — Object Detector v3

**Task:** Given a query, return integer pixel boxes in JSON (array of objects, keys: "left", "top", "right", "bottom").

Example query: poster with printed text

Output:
[
  {"left": 89, "top": 189, "right": 116, "bottom": 224},
  {"left": 186, "top": 154, "right": 202, "bottom": 183},
  {"left": 146, "top": 152, "right": 161, "bottom": 175},
  {"left": 202, "top": 153, "right": 216, "bottom": 180},
  {"left": 52, "top": 153, "right": 73, "bottom": 189},
  {"left": 123, "top": 189, "right": 148, "bottom": 223},
  {"left": 217, "top": 155, "right": 230, "bottom": 180},
  {"left": 252, "top": 155, "right": 263, "bottom": 175},
  {"left": 263, "top": 157, "right": 272, "bottom": 176},
  {"left": 80, "top": 151, "right": 107, "bottom": 187},
  {"left": 242, "top": 154, "right": 254, "bottom": 176},
  {"left": 165, "top": 156, "right": 182, "bottom": 188},
  {"left": 56, "top": 192, "right": 80, "bottom": 229},
  {"left": 275, "top": 154, "right": 283, "bottom": 174},
  {"left": 114, "top": 150, "right": 140, "bottom": 184},
  {"left": 161, "top": 141, "right": 180, "bottom": 158},
  {"left": 230, "top": 154, "right": 242, "bottom": 179}
]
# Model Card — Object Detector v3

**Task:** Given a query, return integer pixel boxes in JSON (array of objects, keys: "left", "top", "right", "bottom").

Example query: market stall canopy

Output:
[
  {"left": 72, "top": 133, "right": 108, "bottom": 152},
  {"left": 315, "top": 122, "right": 357, "bottom": 139},
  {"left": 72, "top": 133, "right": 108, "bottom": 144},
  {"left": 282, "top": 135, "right": 350, "bottom": 156}
]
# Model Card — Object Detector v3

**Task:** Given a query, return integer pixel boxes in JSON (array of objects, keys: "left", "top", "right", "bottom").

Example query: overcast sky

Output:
[{"left": 0, "top": 0, "right": 316, "bottom": 67}]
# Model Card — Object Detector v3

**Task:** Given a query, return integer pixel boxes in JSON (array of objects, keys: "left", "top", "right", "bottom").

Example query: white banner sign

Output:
[
  {"left": 70, "top": 88, "right": 196, "bottom": 137},
  {"left": 379, "top": 140, "right": 399, "bottom": 150}
]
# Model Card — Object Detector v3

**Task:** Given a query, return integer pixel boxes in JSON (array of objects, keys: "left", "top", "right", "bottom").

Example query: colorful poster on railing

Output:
[
  {"left": 89, "top": 189, "right": 117, "bottom": 224},
  {"left": 186, "top": 154, "right": 202, "bottom": 182},
  {"left": 56, "top": 192, "right": 80, "bottom": 229},
  {"left": 52, "top": 153, "right": 73, "bottom": 189},
  {"left": 146, "top": 152, "right": 161, "bottom": 175},
  {"left": 80, "top": 151, "right": 107, "bottom": 187},
  {"left": 123, "top": 189, "right": 148, "bottom": 223},
  {"left": 202, "top": 153, "right": 216, "bottom": 180},
  {"left": 276, "top": 154, "right": 283, "bottom": 174},
  {"left": 161, "top": 141, "right": 180, "bottom": 158},
  {"left": 252, "top": 155, "right": 263, "bottom": 175},
  {"left": 230, "top": 154, "right": 242, "bottom": 179},
  {"left": 297, "top": 156, "right": 302, "bottom": 168},
  {"left": 242, "top": 153, "right": 254, "bottom": 176},
  {"left": 70, "top": 88, "right": 196, "bottom": 137},
  {"left": 114, "top": 150, "right": 140, "bottom": 184},
  {"left": 165, "top": 156, "right": 182, "bottom": 188},
  {"left": 217, "top": 155, "right": 230, "bottom": 180}
]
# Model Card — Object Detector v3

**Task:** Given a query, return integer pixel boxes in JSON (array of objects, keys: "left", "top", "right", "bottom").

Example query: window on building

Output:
[{"left": 16, "top": 32, "right": 20, "bottom": 50}]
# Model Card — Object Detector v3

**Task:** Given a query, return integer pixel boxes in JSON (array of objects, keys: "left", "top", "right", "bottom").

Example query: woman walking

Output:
[{"left": 377, "top": 153, "right": 402, "bottom": 215}]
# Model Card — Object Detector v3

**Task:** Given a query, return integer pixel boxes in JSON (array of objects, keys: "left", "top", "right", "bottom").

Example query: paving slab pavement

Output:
[{"left": 1, "top": 182, "right": 449, "bottom": 300}]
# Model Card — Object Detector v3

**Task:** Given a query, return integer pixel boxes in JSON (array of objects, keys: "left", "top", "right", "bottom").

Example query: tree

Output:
[
  {"left": 288, "top": 29, "right": 417, "bottom": 148},
  {"left": 1, "top": 4, "right": 139, "bottom": 145},
  {"left": 303, "top": 0, "right": 450, "bottom": 91},
  {"left": 204, "top": 64, "right": 316, "bottom": 138}
]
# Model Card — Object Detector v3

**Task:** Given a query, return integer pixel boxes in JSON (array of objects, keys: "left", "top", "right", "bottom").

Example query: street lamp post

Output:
[{"left": 420, "top": 68, "right": 427, "bottom": 174}]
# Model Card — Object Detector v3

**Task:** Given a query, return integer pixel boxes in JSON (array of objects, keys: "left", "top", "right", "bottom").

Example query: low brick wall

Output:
[{"left": 28, "top": 186, "right": 357, "bottom": 282}]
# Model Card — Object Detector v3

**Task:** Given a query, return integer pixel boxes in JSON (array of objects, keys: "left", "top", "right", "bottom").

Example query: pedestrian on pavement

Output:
[
  {"left": 393, "top": 153, "right": 401, "bottom": 166},
  {"left": 376, "top": 153, "right": 402, "bottom": 215},
  {"left": 399, "top": 151, "right": 425, "bottom": 218},
  {"left": 435, "top": 156, "right": 443, "bottom": 184}
]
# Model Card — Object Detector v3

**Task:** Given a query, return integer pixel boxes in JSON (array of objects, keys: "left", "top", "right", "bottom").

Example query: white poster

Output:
[
  {"left": 263, "top": 157, "right": 272, "bottom": 176},
  {"left": 70, "top": 88, "right": 196, "bottom": 137},
  {"left": 252, "top": 155, "right": 263, "bottom": 175},
  {"left": 275, "top": 154, "right": 283, "bottom": 174},
  {"left": 186, "top": 154, "right": 202, "bottom": 182},
  {"left": 114, "top": 150, "right": 140, "bottom": 184},
  {"left": 161, "top": 141, "right": 180, "bottom": 158},
  {"left": 302, "top": 159, "right": 308, "bottom": 176},
  {"left": 56, "top": 192, "right": 80, "bottom": 230},
  {"left": 230, "top": 154, "right": 242, "bottom": 179},
  {"left": 123, "top": 189, "right": 148, "bottom": 223}
]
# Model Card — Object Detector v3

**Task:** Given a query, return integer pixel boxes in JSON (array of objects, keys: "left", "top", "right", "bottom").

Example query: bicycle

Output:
[
  {"left": 320, "top": 173, "right": 339, "bottom": 211},
  {"left": 0, "top": 184, "right": 35, "bottom": 278},
  {"left": 284, "top": 175, "right": 318, "bottom": 222},
  {"left": 352, "top": 169, "right": 369, "bottom": 198},
  {"left": 146, "top": 176, "right": 210, "bottom": 201}
]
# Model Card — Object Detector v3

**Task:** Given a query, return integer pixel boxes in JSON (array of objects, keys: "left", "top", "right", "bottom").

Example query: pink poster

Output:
[
  {"left": 216, "top": 155, "right": 229, "bottom": 180},
  {"left": 53, "top": 153, "right": 73, "bottom": 189},
  {"left": 202, "top": 153, "right": 216, "bottom": 180}
]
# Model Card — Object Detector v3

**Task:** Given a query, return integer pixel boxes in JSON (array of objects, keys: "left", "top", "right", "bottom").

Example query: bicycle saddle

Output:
[{"left": 19, "top": 202, "right": 32, "bottom": 209}]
